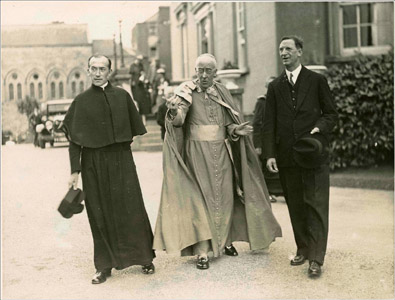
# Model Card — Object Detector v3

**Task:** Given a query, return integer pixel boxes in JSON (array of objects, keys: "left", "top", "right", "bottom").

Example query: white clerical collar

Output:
[
  {"left": 100, "top": 81, "right": 109, "bottom": 90},
  {"left": 285, "top": 64, "right": 302, "bottom": 83}
]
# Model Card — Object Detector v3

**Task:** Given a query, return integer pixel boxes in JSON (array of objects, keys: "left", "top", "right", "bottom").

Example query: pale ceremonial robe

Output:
[{"left": 153, "top": 80, "right": 282, "bottom": 257}]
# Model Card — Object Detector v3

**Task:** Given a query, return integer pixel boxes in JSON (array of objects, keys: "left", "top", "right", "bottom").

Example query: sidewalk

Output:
[{"left": 330, "top": 164, "right": 394, "bottom": 191}]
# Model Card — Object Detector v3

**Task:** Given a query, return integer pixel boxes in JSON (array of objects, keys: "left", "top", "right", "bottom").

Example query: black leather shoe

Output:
[
  {"left": 142, "top": 263, "right": 155, "bottom": 274},
  {"left": 290, "top": 255, "right": 307, "bottom": 266},
  {"left": 308, "top": 261, "right": 322, "bottom": 278},
  {"left": 224, "top": 244, "right": 238, "bottom": 256},
  {"left": 196, "top": 256, "right": 209, "bottom": 270},
  {"left": 91, "top": 268, "right": 111, "bottom": 284}
]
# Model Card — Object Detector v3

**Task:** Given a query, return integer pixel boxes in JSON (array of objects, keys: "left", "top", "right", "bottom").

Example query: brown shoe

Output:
[
  {"left": 290, "top": 255, "right": 307, "bottom": 266},
  {"left": 91, "top": 268, "right": 111, "bottom": 284}
]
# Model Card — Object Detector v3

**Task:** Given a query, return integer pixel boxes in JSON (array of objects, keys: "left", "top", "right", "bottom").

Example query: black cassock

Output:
[{"left": 63, "top": 82, "right": 155, "bottom": 271}]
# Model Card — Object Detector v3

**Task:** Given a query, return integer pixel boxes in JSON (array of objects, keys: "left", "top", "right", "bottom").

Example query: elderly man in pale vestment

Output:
[{"left": 153, "top": 54, "right": 282, "bottom": 269}]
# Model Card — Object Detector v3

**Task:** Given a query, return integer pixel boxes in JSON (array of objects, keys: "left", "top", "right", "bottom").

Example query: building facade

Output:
[
  {"left": 170, "top": 2, "right": 394, "bottom": 115},
  {"left": 131, "top": 6, "right": 172, "bottom": 79},
  {"left": 1, "top": 22, "right": 134, "bottom": 104},
  {"left": 1, "top": 23, "right": 92, "bottom": 103}
]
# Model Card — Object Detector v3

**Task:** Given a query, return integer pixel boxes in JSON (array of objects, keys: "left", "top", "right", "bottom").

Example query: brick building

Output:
[
  {"left": 131, "top": 6, "right": 172, "bottom": 79},
  {"left": 170, "top": 2, "right": 394, "bottom": 115}
]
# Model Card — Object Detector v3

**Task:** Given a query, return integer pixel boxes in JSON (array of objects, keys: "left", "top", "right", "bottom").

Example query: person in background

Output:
[
  {"left": 63, "top": 54, "right": 155, "bottom": 284},
  {"left": 252, "top": 76, "right": 283, "bottom": 202},
  {"left": 129, "top": 55, "right": 151, "bottom": 125},
  {"left": 152, "top": 68, "right": 170, "bottom": 115},
  {"left": 29, "top": 107, "right": 42, "bottom": 147},
  {"left": 156, "top": 85, "right": 174, "bottom": 140}
]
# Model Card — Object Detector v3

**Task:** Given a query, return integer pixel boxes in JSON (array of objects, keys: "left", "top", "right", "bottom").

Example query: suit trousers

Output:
[{"left": 278, "top": 164, "right": 329, "bottom": 265}]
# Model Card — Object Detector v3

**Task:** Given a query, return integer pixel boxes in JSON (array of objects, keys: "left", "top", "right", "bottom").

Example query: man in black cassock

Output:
[{"left": 62, "top": 54, "right": 155, "bottom": 284}]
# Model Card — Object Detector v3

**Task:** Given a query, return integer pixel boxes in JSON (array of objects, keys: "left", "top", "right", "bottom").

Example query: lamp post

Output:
[
  {"left": 119, "top": 19, "right": 125, "bottom": 68},
  {"left": 113, "top": 34, "right": 118, "bottom": 71}
]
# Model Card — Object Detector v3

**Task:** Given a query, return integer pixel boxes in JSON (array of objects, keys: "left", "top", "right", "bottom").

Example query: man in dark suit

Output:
[{"left": 262, "top": 35, "right": 338, "bottom": 278}]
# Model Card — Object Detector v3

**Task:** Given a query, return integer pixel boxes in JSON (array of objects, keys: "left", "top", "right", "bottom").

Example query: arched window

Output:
[
  {"left": 51, "top": 82, "right": 56, "bottom": 99},
  {"left": 9, "top": 83, "right": 14, "bottom": 100},
  {"left": 59, "top": 82, "right": 64, "bottom": 98},
  {"left": 79, "top": 81, "right": 84, "bottom": 93},
  {"left": 72, "top": 81, "right": 76, "bottom": 97},
  {"left": 38, "top": 83, "right": 43, "bottom": 100},
  {"left": 17, "top": 83, "right": 22, "bottom": 100},
  {"left": 30, "top": 83, "right": 35, "bottom": 98}
]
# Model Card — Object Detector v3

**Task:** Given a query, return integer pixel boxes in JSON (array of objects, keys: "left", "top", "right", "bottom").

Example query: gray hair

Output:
[{"left": 195, "top": 53, "right": 217, "bottom": 68}]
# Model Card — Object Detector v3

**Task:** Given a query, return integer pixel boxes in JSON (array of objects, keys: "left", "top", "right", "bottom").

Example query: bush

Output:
[
  {"left": 2, "top": 101, "right": 29, "bottom": 143},
  {"left": 17, "top": 96, "right": 39, "bottom": 117},
  {"left": 327, "top": 52, "right": 394, "bottom": 170}
]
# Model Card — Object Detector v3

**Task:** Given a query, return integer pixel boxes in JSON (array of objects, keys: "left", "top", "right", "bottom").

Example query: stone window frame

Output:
[
  {"left": 26, "top": 69, "right": 45, "bottom": 101},
  {"left": 47, "top": 68, "right": 67, "bottom": 100},
  {"left": 175, "top": 3, "right": 190, "bottom": 79},
  {"left": 193, "top": 3, "right": 216, "bottom": 56},
  {"left": 68, "top": 67, "right": 87, "bottom": 98},
  {"left": 339, "top": 2, "right": 393, "bottom": 56},
  {"left": 5, "top": 70, "right": 24, "bottom": 101},
  {"left": 235, "top": 2, "right": 248, "bottom": 72}
]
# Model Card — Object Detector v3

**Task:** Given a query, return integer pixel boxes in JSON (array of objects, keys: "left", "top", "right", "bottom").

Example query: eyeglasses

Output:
[
  {"left": 89, "top": 66, "right": 109, "bottom": 74},
  {"left": 196, "top": 68, "right": 215, "bottom": 75}
]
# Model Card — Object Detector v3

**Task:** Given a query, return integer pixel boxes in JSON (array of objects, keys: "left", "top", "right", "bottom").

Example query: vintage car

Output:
[{"left": 37, "top": 99, "right": 73, "bottom": 148}]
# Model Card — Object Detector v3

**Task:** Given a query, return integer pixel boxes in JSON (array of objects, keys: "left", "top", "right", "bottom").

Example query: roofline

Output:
[
  {"left": 2, "top": 44, "right": 92, "bottom": 48},
  {"left": 1, "top": 23, "right": 89, "bottom": 28}
]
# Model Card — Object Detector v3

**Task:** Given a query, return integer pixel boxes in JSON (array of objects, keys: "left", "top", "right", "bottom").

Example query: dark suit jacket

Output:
[
  {"left": 252, "top": 96, "right": 266, "bottom": 149},
  {"left": 262, "top": 66, "right": 338, "bottom": 167}
]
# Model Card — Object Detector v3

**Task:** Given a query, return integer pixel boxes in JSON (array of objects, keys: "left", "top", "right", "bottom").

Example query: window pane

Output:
[
  {"left": 360, "top": 26, "right": 373, "bottom": 46},
  {"left": 51, "top": 82, "right": 56, "bottom": 99},
  {"left": 360, "top": 4, "right": 373, "bottom": 24},
  {"left": 9, "top": 83, "right": 14, "bottom": 100},
  {"left": 17, "top": 83, "right": 22, "bottom": 100},
  {"left": 59, "top": 82, "right": 64, "bottom": 98},
  {"left": 38, "top": 83, "right": 43, "bottom": 99},
  {"left": 343, "top": 5, "right": 357, "bottom": 25},
  {"left": 72, "top": 82, "right": 76, "bottom": 97},
  {"left": 30, "top": 83, "right": 35, "bottom": 98},
  {"left": 343, "top": 27, "right": 358, "bottom": 48}
]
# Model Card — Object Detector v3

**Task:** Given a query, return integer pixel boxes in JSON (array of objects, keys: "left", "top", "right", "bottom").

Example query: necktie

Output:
[{"left": 289, "top": 73, "right": 295, "bottom": 86}]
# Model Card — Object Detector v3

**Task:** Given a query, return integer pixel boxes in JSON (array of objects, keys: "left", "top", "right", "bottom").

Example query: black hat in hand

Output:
[
  {"left": 293, "top": 133, "right": 329, "bottom": 168},
  {"left": 58, "top": 188, "right": 85, "bottom": 218}
]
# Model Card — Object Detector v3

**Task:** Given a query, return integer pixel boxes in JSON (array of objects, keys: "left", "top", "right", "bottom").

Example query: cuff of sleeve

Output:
[
  {"left": 71, "top": 168, "right": 81, "bottom": 175},
  {"left": 229, "top": 132, "right": 240, "bottom": 142}
]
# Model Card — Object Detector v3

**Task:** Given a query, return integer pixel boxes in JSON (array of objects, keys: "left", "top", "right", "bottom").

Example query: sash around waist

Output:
[{"left": 186, "top": 124, "right": 226, "bottom": 141}]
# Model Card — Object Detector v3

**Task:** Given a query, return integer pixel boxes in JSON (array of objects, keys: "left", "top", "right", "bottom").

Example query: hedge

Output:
[{"left": 327, "top": 52, "right": 394, "bottom": 170}]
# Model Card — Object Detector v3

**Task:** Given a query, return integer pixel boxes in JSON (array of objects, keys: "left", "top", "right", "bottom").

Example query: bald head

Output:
[{"left": 195, "top": 53, "right": 217, "bottom": 69}]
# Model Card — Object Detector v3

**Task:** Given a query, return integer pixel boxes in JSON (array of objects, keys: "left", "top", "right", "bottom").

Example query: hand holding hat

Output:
[
  {"left": 58, "top": 187, "right": 85, "bottom": 219},
  {"left": 293, "top": 130, "right": 329, "bottom": 169}
]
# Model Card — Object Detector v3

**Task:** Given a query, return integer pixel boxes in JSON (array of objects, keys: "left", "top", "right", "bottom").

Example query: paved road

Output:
[{"left": 1, "top": 144, "right": 394, "bottom": 299}]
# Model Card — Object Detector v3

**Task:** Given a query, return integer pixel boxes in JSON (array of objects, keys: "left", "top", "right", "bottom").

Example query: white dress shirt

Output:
[{"left": 285, "top": 64, "right": 302, "bottom": 84}]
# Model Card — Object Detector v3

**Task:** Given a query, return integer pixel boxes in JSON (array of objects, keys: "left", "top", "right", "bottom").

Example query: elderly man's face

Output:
[
  {"left": 88, "top": 56, "right": 112, "bottom": 87},
  {"left": 195, "top": 56, "right": 217, "bottom": 91}
]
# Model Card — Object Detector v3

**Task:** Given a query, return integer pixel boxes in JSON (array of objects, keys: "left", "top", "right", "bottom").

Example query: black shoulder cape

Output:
[{"left": 62, "top": 82, "right": 146, "bottom": 148}]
